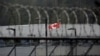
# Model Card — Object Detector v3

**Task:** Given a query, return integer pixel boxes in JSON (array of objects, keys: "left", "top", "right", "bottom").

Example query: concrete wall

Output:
[{"left": 0, "top": 24, "right": 100, "bottom": 37}]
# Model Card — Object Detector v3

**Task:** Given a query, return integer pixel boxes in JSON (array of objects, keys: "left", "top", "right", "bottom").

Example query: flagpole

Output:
[{"left": 45, "top": 18, "right": 48, "bottom": 56}]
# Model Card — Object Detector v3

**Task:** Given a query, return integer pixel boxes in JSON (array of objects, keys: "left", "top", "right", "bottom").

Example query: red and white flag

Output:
[{"left": 48, "top": 22, "right": 60, "bottom": 30}]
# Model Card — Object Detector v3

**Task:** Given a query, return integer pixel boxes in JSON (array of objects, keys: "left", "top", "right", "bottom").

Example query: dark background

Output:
[{"left": 0, "top": 0, "right": 100, "bottom": 26}]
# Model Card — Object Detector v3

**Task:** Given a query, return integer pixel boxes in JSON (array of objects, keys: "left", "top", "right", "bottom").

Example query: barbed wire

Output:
[{"left": 0, "top": 3, "right": 100, "bottom": 37}]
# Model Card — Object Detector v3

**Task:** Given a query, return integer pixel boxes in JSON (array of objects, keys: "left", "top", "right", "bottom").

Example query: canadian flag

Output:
[{"left": 48, "top": 22, "right": 61, "bottom": 30}]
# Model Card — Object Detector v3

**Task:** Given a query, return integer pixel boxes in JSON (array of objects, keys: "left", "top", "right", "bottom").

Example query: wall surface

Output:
[{"left": 0, "top": 24, "right": 99, "bottom": 37}]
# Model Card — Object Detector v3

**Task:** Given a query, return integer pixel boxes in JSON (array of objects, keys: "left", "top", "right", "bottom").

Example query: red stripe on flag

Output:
[{"left": 48, "top": 22, "right": 60, "bottom": 30}]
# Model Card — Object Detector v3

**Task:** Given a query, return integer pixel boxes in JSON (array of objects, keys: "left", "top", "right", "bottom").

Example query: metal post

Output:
[
  {"left": 7, "top": 28, "right": 16, "bottom": 56},
  {"left": 7, "top": 45, "right": 16, "bottom": 56},
  {"left": 68, "top": 28, "right": 77, "bottom": 56},
  {"left": 45, "top": 18, "right": 48, "bottom": 56},
  {"left": 49, "top": 45, "right": 58, "bottom": 56},
  {"left": 28, "top": 45, "right": 38, "bottom": 56},
  {"left": 84, "top": 42, "right": 94, "bottom": 55},
  {"left": 71, "top": 40, "right": 73, "bottom": 56},
  {"left": 68, "top": 28, "right": 76, "bottom": 36},
  {"left": 13, "top": 29, "right": 16, "bottom": 56}
]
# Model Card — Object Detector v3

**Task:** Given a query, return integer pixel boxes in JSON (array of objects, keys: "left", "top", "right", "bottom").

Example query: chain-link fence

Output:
[{"left": 0, "top": 3, "right": 100, "bottom": 37}]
